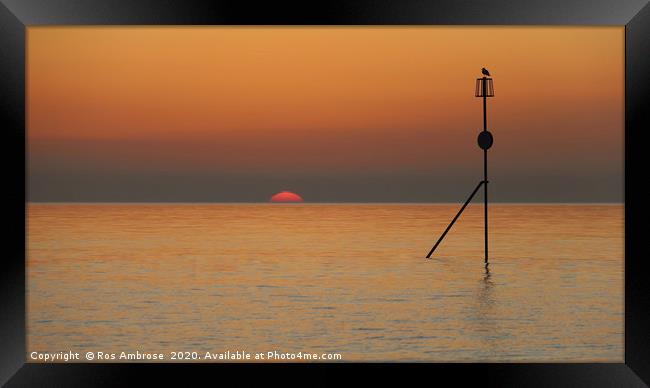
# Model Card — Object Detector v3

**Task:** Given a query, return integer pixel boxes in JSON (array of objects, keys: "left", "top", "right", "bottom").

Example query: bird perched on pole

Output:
[{"left": 481, "top": 67, "right": 491, "bottom": 76}]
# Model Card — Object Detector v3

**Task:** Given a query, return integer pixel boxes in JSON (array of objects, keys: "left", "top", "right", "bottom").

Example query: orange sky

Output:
[{"left": 27, "top": 27, "right": 623, "bottom": 202}]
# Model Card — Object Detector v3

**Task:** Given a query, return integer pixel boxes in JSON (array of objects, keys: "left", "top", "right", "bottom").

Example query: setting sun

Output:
[{"left": 270, "top": 191, "right": 304, "bottom": 203}]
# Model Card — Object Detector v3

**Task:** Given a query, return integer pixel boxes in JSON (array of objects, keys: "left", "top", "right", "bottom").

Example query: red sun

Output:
[{"left": 270, "top": 191, "right": 304, "bottom": 203}]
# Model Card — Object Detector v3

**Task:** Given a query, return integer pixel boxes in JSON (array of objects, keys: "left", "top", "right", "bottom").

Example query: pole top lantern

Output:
[{"left": 475, "top": 77, "right": 494, "bottom": 97}]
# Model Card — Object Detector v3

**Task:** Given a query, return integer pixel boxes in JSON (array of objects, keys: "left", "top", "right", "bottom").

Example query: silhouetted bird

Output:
[{"left": 481, "top": 67, "right": 491, "bottom": 76}]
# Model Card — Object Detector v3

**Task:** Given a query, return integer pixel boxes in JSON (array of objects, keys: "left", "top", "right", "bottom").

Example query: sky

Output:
[{"left": 27, "top": 27, "right": 624, "bottom": 202}]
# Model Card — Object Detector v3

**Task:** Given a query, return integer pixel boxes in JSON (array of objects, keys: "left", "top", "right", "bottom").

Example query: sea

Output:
[{"left": 27, "top": 203, "right": 623, "bottom": 362}]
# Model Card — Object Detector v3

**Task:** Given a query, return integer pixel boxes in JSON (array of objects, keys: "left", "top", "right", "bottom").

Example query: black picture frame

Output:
[{"left": 1, "top": 0, "right": 649, "bottom": 386}]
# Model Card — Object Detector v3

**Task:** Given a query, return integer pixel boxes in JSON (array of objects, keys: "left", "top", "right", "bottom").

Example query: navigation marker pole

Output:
[{"left": 426, "top": 71, "right": 494, "bottom": 268}]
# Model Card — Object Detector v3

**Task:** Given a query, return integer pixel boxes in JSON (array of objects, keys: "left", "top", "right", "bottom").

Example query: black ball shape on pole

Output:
[{"left": 478, "top": 130, "right": 493, "bottom": 150}]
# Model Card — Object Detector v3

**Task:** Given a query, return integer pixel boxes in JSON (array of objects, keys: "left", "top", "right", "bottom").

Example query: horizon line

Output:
[{"left": 26, "top": 201, "right": 625, "bottom": 205}]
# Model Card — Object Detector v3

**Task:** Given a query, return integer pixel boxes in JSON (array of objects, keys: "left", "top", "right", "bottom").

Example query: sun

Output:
[{"left": 270, "top": 191, "right": 304, "bottom": 203}]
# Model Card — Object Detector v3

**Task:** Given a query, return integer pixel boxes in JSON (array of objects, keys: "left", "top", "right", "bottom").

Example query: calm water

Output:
[{"left": 27, "top": 204, "right": 623, "bottom": 362}]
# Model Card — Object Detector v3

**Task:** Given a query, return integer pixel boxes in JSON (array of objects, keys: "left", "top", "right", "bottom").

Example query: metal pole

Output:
[
  {"left": 425, "top": 74, "right": 493, "bottom": 262},
  {"left": 482, "top": 77, "right": 489, "bottom": 266}
]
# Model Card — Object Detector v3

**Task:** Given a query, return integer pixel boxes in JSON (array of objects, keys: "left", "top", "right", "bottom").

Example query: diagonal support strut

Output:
[{"left": 426, "top": 180, "right": 486, "bottom": 258}]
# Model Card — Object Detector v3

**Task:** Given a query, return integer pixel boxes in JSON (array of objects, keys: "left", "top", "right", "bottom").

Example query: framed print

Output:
[{"left": 1, "top": 0, "right": 649, "bottom": 386}]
